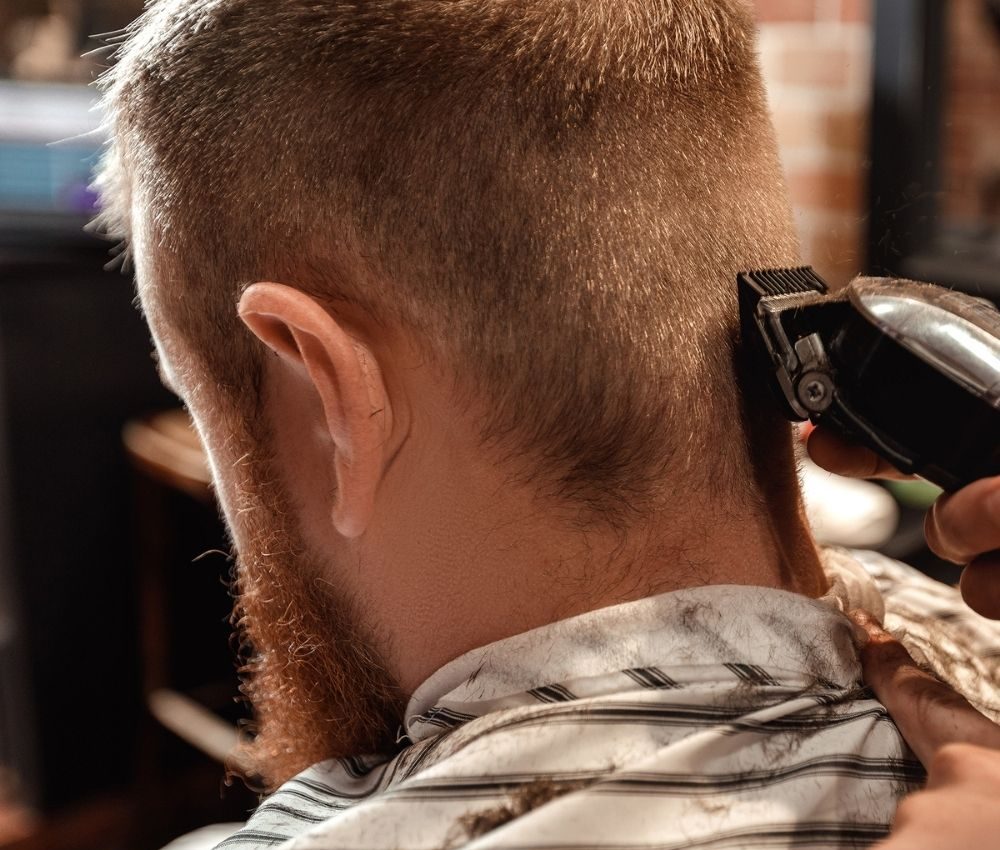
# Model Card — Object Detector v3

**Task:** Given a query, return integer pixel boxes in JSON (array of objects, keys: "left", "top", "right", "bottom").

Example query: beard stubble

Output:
[{"left": 226, "top": 417, "right": 405, "bottom": 790}]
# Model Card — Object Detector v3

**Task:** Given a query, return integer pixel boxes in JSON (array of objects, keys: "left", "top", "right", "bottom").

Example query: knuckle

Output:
[
  {"left": 930, "top": 743, "right": 977, "bottom": 781},
  {"left": 926, "top": 505, "right": 971, "bottom": 563},
  {"left": 892, "top": 792, "right": 926, "bottom": 828}
]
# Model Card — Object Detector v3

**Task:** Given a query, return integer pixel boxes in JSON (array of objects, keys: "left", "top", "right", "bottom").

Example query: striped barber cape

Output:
[{"left": 210, "top": 548, "right": 1000, "bottom": 850}]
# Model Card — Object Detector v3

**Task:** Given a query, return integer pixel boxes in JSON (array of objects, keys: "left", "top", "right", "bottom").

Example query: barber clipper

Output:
[{"left": 738, "top": 267, "right": 1000, "bottom": 492}]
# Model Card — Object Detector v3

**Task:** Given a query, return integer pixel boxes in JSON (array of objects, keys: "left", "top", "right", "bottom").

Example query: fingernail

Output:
[
  {"left": 848, "top": 609, "right": 872, "bottom": 627},
  {"left": 847, "top": 608, "right": 891, "bottom": 648},
  {"left": 850, "top": 621, "right": 870, "bottom": 648},
  {"left": 846, "top": 609, "right": 871, "bottom": 648}
]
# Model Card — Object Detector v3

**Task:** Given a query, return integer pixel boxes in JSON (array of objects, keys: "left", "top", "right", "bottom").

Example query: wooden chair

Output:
[{"left": 122, "top": 410, "right": 254, "bottom": 848}]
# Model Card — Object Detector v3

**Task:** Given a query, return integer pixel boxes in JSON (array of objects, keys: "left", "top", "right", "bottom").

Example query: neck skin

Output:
[{"left": 262, "top": 316, "right": 827, "bottom": 697}]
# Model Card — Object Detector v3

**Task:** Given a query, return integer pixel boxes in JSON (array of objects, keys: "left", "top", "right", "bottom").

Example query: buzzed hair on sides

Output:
[{"left": 96, "top": 0, "right": 801, "bottom": 524}]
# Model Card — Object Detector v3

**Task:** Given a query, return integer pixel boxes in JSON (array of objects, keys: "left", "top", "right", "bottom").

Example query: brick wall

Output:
[
  {"left": 941, "top": 0, "right": 1000, "bottom": 226},
  {"left": 753, "top": 0, "right": 873, "bottom": 287}
]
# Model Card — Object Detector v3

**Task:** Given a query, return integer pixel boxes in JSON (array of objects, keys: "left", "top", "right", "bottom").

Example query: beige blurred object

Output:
[
  {"left": 0, "top": 766, "right": 37, "bottom": 845},
  {"left": 122, "top": 408, "right": 212, "bottom": 503},
  {"left": 799, "top": 455, "right": 899, "bottom": 550},
  {"left": 160, "top": 823, "right": 244, "bottom": 850},
  {"left": 0, "top": 2, "right": 47, "bottom": 74},
  {"left": 148, "top": 689, "right": 251, "bottom": 776},
  {"left": 8, "top": 1, "right": 88, "bottom": 83}
]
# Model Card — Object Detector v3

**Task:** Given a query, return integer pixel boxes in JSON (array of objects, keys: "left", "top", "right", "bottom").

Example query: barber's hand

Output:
[
  {"left": 851, "top": 612, "right": 1000, "bottom": 849},
  {"left": 807, "top": 427, "right": 1000, "bottom": 618}
]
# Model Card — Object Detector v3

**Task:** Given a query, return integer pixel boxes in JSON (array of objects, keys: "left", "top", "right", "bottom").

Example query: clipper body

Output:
[{"left": 738, "top": 267, "right": 1000, "bottom": 492}]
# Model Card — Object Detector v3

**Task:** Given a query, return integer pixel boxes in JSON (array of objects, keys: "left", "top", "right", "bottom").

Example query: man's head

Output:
[{"left": 97, "top": 0, "right": 807, "bottom": 785}]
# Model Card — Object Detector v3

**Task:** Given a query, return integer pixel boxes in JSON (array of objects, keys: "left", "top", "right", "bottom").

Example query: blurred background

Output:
[{"left": 0, "top": 0, "right": 996, "bottom": 848}]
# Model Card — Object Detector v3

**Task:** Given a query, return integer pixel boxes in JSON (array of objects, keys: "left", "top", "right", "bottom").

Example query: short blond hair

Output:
[{"left": 97, "top": 0, "right": 799, "bottom": 522}]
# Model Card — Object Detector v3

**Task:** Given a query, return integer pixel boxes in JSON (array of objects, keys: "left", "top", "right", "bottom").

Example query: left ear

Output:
[{"left": 238, "top": 282, "right": 392, "bottom": 538}]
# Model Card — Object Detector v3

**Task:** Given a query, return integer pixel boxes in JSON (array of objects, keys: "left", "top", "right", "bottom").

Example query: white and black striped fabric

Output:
[{"left": 211, "top": 549, "right": 999, "bottom": 850}]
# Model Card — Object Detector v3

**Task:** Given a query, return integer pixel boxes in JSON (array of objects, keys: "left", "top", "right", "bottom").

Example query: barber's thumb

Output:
[{"left": 849, "top": 610, "right": 1000, "bottom": 767}]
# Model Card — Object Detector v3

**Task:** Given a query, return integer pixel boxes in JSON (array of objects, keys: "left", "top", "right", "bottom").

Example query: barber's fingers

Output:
[
  {"left": 873, "top": 743, "right": 1000, "bottom": 850},
  {"left": 854, "top": 607, "right": 1000, "bottom": 850},
  {"left": 805, "top": 428, "right": 911, "bottom": 480},
  {"left": 959, "top": 553, "right": 1000, "bottom": 619},
  {"left": 850, "top": 611, "right": 1000, "bottom": 767},
  {"left": 809, "top": 428, "right": 1000, "bottom": 616},
  {"left": 924, "top": 475, "right": 1000, "bottom": 563}
]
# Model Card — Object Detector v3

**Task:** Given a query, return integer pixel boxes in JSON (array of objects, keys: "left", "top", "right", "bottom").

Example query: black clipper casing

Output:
[{"left": 738, "top": 266, "right": 1000, "bottom": 492}]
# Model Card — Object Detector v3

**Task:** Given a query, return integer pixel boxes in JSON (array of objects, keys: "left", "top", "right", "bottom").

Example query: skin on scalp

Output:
[{"left": 97, "top": 0, "right": 825, "bottom": 786}]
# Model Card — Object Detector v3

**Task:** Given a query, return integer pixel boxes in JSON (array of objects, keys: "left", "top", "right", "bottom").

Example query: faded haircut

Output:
[{"left": 95, "top": 0, "right": 800, "bottom": 522}]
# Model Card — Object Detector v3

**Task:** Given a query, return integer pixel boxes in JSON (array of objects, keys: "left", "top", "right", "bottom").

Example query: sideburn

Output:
[{"left": 224, "top": 395, "right": 406, "bottom": 790}]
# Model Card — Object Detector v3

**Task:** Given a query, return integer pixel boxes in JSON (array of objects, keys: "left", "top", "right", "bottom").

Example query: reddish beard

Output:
[{"left": 228, "top": 431, "right": 404, "bottom": 790}]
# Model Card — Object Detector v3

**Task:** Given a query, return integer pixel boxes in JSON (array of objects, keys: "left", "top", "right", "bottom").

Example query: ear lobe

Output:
[{"left": 238, "top": 282, "right": 392, "bottom": 539}]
